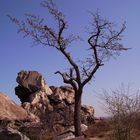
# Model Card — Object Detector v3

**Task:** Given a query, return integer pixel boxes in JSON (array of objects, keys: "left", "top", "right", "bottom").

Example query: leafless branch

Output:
[
  {"left": 55, "top": 71, "right": 77, "bottom": 90},
  {"left": 8, "top": 1, "right": 128, "bottom": 94},
  {"left": 101, "top": 84, "right": 140, "bottom": 139}
]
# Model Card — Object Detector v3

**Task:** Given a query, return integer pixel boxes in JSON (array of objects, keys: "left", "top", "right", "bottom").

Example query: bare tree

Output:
[
  {"left": 8, "top": 0, "right": 128, "bottom": 136},
  {"left": 101, "top": 85, "right": 140, "bottom": 140}
]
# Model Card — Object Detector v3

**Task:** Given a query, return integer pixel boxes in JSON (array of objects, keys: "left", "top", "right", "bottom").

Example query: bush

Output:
[{"left": 101, "top": 85, "right": 140, "bottom": 140}]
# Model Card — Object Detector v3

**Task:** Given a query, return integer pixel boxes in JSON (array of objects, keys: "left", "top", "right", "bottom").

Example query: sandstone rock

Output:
[
  {"left": 81, "top": 105, "right": 95, "bottom": 125},
  {"left": 27, "top": 112, "right": 40, "bottom": 123},
  {"left": 15, "top": 70, "right": 52, "bottom": 103},
  {"left": 0, "top": 93, "right": 28, "bottom": 121},
  {"left": 81, "top": 124, "right": 88, "bottom": 132},
  {"left": 81, "top": 105, "right": 94, "bottom": 116},
  {"left": 53, "top": 124, "right": 65, "bottom": 133},
  {"left": 66, "top": 124, "right": 88, "bottom": 134},
  {"left": 21, "top": 90, "right": 53, "bottom": 120},
  {"left": 69, "top": 136, "right": 85, "bottom": 140},
  {"left": 0, "top": 127, "right": 29, "bottom": 140},
  {"left": 50, "top": 86, "right": 75, "bottom": 104},
  {"left": 15, "top": 70, "right": 95, "bottom": 132}
]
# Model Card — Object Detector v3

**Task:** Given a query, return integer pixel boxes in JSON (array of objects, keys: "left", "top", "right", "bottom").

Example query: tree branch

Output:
[{"left": 55, "top": 71, "right": 78, "bottom": 91}]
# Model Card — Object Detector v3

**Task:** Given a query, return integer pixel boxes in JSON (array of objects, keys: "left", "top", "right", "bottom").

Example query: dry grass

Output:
[
  {"left": 25, "top": 131, "right": 54, "bottom": 140},
  {"left": 84, "top": 120, "right": 110, "bottom": 139}
]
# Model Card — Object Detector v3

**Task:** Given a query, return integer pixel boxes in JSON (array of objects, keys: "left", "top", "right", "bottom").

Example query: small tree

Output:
[
  {"left": 8, "top": 0, "right": 128, "bottom": 136},
  {"left": 102, "top": 85, "right": 140, "bottom": 140}
]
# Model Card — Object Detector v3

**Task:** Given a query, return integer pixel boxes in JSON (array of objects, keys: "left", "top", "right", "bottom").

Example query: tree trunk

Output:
[{"left": 74, "top": 89, "right": 82, "bottom": 136}]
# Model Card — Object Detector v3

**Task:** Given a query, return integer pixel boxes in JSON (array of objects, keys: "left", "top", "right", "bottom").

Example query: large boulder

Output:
[
  {"left": 16, "top": 70, "right": 51, "bottom": 93},
  {"left": 15, "top": 70, "right": 52, "bottom": 103},
  {"left": 0, "top": 93, "right": 28, "bottom": 121}
]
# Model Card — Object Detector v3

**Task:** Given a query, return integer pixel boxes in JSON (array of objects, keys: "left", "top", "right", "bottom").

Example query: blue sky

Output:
[{"left": 1, "top": 0, "right": 140, "bottom": 117}]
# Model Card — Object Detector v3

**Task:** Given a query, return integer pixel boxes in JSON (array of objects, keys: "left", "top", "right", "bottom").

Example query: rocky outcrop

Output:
[
  {"left": 0, "top": 93, "right": 28, "bottom": 121},
  {"left": 15, "top": 70, "right": 52, "bottom": 103},
  {"left": 15, "top": 70, "right": 95, "bottom": 132},
  {"left": 81, "top": 105, "right": 95, "bottom": 125},
  {"left": 0, "top": 92, "right": 39, "bottom": 125},
  {"left": 0, "top": 127, "right": 29, "bottom": 140},
  {"left": 50, "top": 86, "right": 74, "bottom": 104}
]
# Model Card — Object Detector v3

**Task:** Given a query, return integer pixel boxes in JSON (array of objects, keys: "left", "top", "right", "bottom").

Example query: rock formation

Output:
[
  {"left": 15, "top": 70, "right": 95, "bottom": 132},
  {"left": 15, "top": 71, "right": 52, "bottom": 103},
  {"left": 0, "top": 93, "right": 28, "bottom": 121},
  {"left": 0, "top": 127, "right": 30, "bottom": 140}
]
